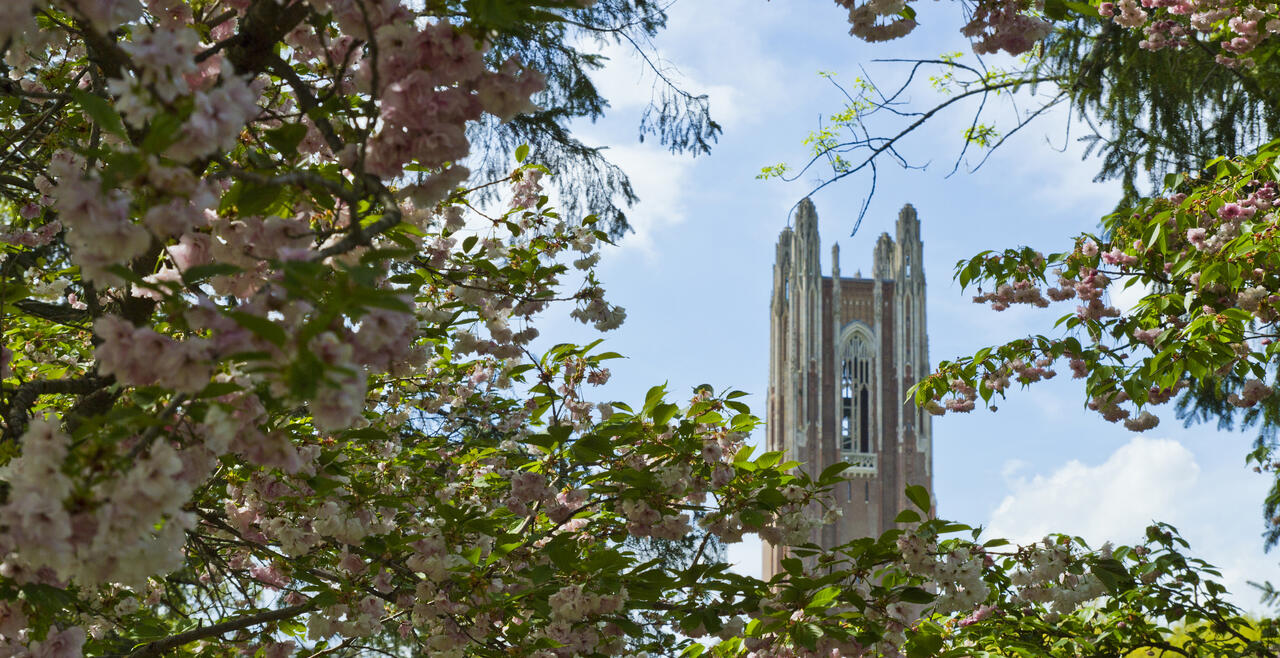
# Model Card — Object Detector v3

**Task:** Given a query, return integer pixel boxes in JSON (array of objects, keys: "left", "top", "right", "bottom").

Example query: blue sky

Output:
[{"left": 528, "top": 0, "right": 1280, "bottom": 610}]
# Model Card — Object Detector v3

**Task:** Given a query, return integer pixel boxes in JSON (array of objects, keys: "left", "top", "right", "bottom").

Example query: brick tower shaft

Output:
[{"left": 764, "top": 200, "right": 933, "bottom": 579}]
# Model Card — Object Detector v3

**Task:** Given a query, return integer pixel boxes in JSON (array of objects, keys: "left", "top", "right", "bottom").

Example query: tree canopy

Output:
[{"left": 0, "top": 0, "right": 1275, "bottom": 657}]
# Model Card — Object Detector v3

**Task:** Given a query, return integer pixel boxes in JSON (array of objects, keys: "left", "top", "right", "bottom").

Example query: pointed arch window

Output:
[
  {"left": 839, "top": 326, "right": 875, "bottom": 455},
  {"left": 840, "top": 361, "right": 853, "bottom": 451}
]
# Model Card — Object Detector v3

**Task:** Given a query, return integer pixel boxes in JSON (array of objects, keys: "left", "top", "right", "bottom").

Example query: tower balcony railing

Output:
[{"left": 841, "top": 451, "right": 877, "bottom": 476}]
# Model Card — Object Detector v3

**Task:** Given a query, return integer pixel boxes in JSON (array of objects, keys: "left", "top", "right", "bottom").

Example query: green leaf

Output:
[
  {"left": 1043, "top": 0, "right": 1067, "bottom": 20},
  {"left": 756, "top": 451, "right": 782, "bottom": 470},
  {"left": 515, "top": 143, "right": 530, "bottom": 163},
  {"left": 818, "top": 461, "right": 852, "bottom": 483},
  {"left": 894, "top": 509, "right": 921, "bottom": 523},
  {"left": 388, "top": 272, "right": 424, "bottom": 286},
  {"left": 236, "top": 181, "right": 285, "bottom": 216},
  {"left": 72, "top": 90, "right": 127, "bottom": 137},
  {"left": 793, "top": 622, "right": 824, "bottom": 650},
  {"left": 905, "top": 630, "right": 944, "bottom": 658},
  {"left": 695, "top": 410, "right": 723, "bottom": 424},
  {"left": 100, "top": 151, "right": 145, "bottom": 188},
  {"left": 897, "top": 587, "right": 935, "bottom": 604},
  {"left": 23, "top": 583, "right": 78, "bottom": 611},
  {"left": 807, "top": 586, "right": 841, "bottom": 610},
  {"left": 679, "top": 643, "right": 705, "bottom": 658},
  {"left": 572, "top": 432, "right": 610, "bottom": 461},
  {"left": 1091, "top": 558, "right": 1132, "bottom": 593},
  {"left": 1061, "top": 0, "right": 1100, "bottom": 16},
  {"left": 651, "top": 403, "right": 679, "bottom": 426},
  {"left": 905, "top": 484, "right": 932, "bottom": 513},
  {"left": 142, "top": 112, "right": 185, "bottom": 153},
  {"left": 545, "top": 535, "right": 576, "bottom": 570},
  {"left": 309, "top": 590, "right": 340, "bottom": 608},
  {"left": 643, "top": 384, "right": 666, "bottom": 412},
  {"left": 196, "top": 381, "right": 242, "bottom": 399},
  {"left": 265, "top": 123, "right": 309, "bottom": 154}
]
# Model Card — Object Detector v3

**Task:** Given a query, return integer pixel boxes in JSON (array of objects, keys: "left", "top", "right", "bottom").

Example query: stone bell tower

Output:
[{"left": 762, "top": 199, "right": 933, "bottom": 579}]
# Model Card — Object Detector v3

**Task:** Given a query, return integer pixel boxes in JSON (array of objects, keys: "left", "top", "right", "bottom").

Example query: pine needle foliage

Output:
[
  {"left": 1039, "top": 19, "right": 1280, "bottom": 206},
  {"left": 473, "top": 0, "right": 721, "bottom": 239}
]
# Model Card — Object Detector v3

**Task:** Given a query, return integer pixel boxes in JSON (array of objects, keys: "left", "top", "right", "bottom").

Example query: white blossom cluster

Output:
[
  {"left": 897, "top": 531, "right": 1111, "bottom": 621},
  {"left": 897, "top": 533, "right": 989, "bottom": 615},
  {"left": 1010, "top": 539, "right": 1107, "bottom": 618}
]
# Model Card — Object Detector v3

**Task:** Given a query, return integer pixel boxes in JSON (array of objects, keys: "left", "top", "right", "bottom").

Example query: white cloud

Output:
[
  {"left": 985, "top": 435, "right": 1280, "bottom": 611},
  {"left": 987, "top": 436, "right": 1199, "bottom": 543},
  {"left": 589, "top": 142, "right": 696, "bottom": 257},
  {"left": 1001, "top": 458, "right": 1030, "bottom": 483}
]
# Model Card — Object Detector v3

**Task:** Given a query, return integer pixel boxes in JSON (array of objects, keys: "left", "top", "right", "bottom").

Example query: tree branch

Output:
[
  {"left": 124, "top": 602, "right": 315, "bottom": 657},
  {"left": 225, "top": 0, "right": 312, "bottom": 77},
  {"left": 5, "top": 375, "right": 111, "bottom": 439},
  {"left": 14, "top": 299, "right": 90, "bottom": 326}
]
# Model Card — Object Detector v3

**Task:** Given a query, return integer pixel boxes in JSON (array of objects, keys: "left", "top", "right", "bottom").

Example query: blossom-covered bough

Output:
[
  {"left": 834, "top": 0, "right": 1280, "bottom": 60},
  {"left": 918, "top": 142, "right": 1280, "bottom": 466},
  {"left": 829, "top": 0, "right": 1280, "bottom": 491},
  {"left": 0, "top": 0, "right": 1272, "bottom": 656}
]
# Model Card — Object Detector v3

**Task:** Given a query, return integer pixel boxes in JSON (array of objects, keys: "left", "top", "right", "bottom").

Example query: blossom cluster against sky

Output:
[{"left": 525, "top": 0, "right": 1280, "bottom": 610}]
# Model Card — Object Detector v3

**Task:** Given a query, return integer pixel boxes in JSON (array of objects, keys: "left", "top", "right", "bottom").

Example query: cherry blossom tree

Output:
[{"left": 0, "top": 1, "right": 1273, "bottom": 656}]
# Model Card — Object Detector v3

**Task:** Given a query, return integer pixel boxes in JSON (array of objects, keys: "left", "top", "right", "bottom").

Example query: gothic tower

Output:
[{"left": 763, "top": 200, "right": 933, "bottom": 579}]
